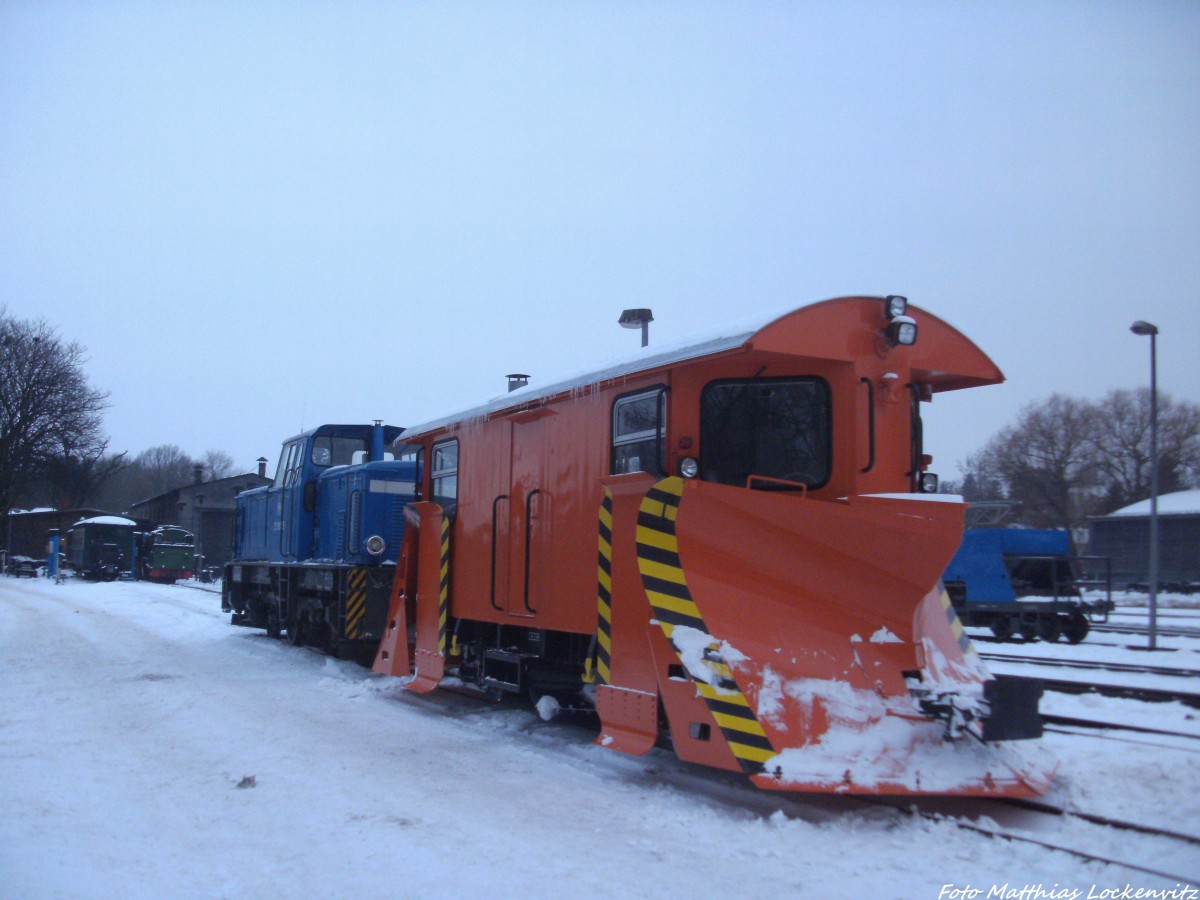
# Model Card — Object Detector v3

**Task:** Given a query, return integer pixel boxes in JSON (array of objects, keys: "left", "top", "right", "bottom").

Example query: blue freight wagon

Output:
[{"left": 943, "top": 528, "right": 1112, "bottom": 643}]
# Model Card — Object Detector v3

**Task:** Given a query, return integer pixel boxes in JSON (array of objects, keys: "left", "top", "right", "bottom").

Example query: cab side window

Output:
[
  {"left": 274, "top": 441, "right": 302, "bottom": 487},
  {"left": 431, "top": 439, "right": 459, "bottom": 516},
  {"left": 611, "top": 388, "right": 666, "bottom": 476}
]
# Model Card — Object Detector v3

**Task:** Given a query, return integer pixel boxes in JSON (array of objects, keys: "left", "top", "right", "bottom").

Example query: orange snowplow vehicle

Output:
[{"left": 376, "top": 296, "right": 1055, "bottom": 797}]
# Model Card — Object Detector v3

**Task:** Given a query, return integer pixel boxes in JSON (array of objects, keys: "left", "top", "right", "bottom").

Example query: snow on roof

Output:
[
  {"left": 74, "top": 515, "right": 137, "bottom": 527},
  {"left": 1106, "top": 489, "right": 1200, "bottom": 518},
  {"left": 400, "top": 304, "right": 800, "bottom": 438}
]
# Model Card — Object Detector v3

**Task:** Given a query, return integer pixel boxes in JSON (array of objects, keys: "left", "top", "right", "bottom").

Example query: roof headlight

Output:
[
  {"left": 885, "top": 295, "right": 908, "bottom": 318},
  {"left": 885, "top": 315, "right": 918, "bottom": 347}
]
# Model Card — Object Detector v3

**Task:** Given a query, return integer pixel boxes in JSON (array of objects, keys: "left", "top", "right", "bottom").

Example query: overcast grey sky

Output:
[{"left": 2, "top": 1, "right": 1197, "bottom": 483}]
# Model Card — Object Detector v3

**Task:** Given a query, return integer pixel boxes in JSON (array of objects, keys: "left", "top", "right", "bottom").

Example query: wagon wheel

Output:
[
  {"left": 989, "top": 617, "right": 1014, "bottom": 641},
  {"left": 1036, "top": 614, "right": 1061, "bottom": 643},
  {"left": 1062, "top": 610, "right": 1089, "bottom": 645}
]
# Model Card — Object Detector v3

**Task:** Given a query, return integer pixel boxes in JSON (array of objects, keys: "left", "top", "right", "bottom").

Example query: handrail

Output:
[
  {"left": 523, "top": 489, "right": 542, "bottom": 614},
  {"left": 859, "top": 377, "right": 876, "bottom": 474},
  {"left": 489, "top": 494, "right": 508, "bottom": 611}
]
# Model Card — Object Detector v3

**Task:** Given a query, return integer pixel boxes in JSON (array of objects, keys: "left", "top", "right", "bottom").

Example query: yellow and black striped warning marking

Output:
[
  {"left": 589, "top": 488, "right": 615, "bottom": 685},
  {"left": 346, "top": 567, "right": 367, "bottom": 639},
  {"left": 940, "top": 584, "right": 975, "bottom": 657},
  {"left": 437, "top": 514, "right": 450, "bottom": 655},
  {"left": 636, "top": 477, "right": 775, "bottom": 775}
]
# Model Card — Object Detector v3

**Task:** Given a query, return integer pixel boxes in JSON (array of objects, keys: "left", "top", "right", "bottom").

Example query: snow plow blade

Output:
[
  {"left": 639, "top": 478, "right": 1056, "bottom": 797},
  {"left": 372, "top": 502, "right": 449, "bottom": 694}
]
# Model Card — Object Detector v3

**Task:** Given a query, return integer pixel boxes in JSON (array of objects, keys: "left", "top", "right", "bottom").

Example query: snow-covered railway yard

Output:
[{"left": 3, "top": 576, "right": 1198, "bottom": 899}]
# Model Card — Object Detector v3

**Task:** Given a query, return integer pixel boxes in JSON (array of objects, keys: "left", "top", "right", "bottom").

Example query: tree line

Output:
[
  {"left": 1, "top": 308, "right": 240, "bottom": 515},
  {"left": 948, "top": 389, "right": 1200, "bottom": 540}
]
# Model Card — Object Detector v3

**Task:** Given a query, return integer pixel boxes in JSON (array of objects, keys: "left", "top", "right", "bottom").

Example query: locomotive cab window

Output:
[
  {"left": 275, "top": 441, "right": 302, "bottom": 487},
  {"left": 611, "top": 388, "right": 666, "bottom": 476},
  {"left": 311, "top": 435, "right": 369, "bottom": 468},
  {"left": 397, "top": 445, "right": 424, "bottom": 499},
  {"left": 431, "top": 439, "right": 458, "bottom": 515},
  {"left": 700, "top": 378, "right": 831, "bottom": 489}
]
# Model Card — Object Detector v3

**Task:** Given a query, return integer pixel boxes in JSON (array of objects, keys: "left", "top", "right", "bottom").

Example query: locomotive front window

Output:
[
  {"left": 611, "top": 388, "right": 666, "bottom": 476},
  {"left": 311, "top": 436, "right": 369, "bottom": 468},
  {"left": 700, "top": 378, "right": 831, "bottom": 488}
]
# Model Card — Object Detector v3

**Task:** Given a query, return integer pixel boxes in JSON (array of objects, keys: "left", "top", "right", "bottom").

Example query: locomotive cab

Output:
[{"left": 223, "top": 422, "right": 417, "bottom": 660}]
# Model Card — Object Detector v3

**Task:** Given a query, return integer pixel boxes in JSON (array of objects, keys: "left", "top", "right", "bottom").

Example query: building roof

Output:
[
  {"left": 128, "top": 472, "right": 271, "bottom": 511},
  {"left": 1103, "top": 489, "right": 1200, "bottom": 518}
]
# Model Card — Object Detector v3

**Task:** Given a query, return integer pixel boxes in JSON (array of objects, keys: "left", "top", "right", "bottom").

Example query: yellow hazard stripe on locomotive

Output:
[
  {"left": 346, "top": 567, "right": 367, "bottom": 639},
  {"left": 590, "top": 488, "right": 614, "bottom": 685},
  {"left": 438, "top": 514, "right": 450, "bottom": 655},
  {"left": 635, "top": 477, "right": 775, "bottom": 775},
  {"left": 940, "top": 585, "right": 976, "bottom": 657}
]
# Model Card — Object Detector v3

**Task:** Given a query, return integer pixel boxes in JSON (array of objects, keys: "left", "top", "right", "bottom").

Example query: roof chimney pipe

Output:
[
  {"left": 257, "top": 457, "right": 268, "bottom": 478},
  {"left": 619, "top": 308, "right": 654, "bottom": 347},
  {"left": 192, "top": 464, "right": 204, "bottom": 486},
  {"left": 507, "top": 373, "right": 531, "bottom": 393}
]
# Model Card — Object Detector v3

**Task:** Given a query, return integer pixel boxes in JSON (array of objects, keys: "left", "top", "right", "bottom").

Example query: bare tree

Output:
[
  {"left": 130, "top": 444, "right": 196, "bottom": 499},
  {"left": 965, "top": 394, "right": 1101, "bottom": 538},
  {"left": 1088, "top": 388, "right": 1200, "bottom": 512},
  {"left": 0, "top": 309, "right": 112, "bottom": 511},
  {"left": 200, "top": 449, "right": 237, "bottom": 481},
  {"left": 40, "top": 444, "right": 128, "bottom": 509},
  {"left": 959, "top": 389, "right": 1200, "bottom": 534}
]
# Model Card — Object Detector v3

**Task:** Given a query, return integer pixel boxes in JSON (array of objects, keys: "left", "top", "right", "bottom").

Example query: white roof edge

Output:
[
  {"left": 399, "top": 328, "right": 759, "bottom": 439},
  {"left": 74, "top": 515, "right": 137, "bottom": 527},
  {"left": 1101, "top": 488, "right": 1200, "bottom": 518}
]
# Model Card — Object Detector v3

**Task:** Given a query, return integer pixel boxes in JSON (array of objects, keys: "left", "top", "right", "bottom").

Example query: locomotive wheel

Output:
[{"left": 1062, "top": 611, "right": 1089, "bottom": 644}]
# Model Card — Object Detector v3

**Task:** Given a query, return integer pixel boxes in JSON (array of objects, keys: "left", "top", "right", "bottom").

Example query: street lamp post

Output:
[{"left": 1130, "top": 320, "right": 1159, "bottom": 651}]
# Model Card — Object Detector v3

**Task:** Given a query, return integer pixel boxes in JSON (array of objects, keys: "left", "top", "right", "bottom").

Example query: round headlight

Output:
[
  {"left": 885, "top": 295, "right": 908, "bottom": 318},
  {"left": 679, "top": 457, "right": 699, "bottom": 478},
  {"left": 364, "top": 535, "right": 387, "bottom": 556},
  {"left": 919, "top": 473, "right": 939, "bottom": 494}
]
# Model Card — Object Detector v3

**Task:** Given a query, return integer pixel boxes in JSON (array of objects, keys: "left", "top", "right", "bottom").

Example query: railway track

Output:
[
  {"left": 1092, "top": 622, "right": 1200, "bottom": 638},
  {"left": 1038, "top": 676, "right": 1200, "bottom": 708},
  {"left": 980, "top": 650, "right": 1200, "bottom": 679},
  {"left": 862, "top": 795, "right": 1200, "bottom": 884}
]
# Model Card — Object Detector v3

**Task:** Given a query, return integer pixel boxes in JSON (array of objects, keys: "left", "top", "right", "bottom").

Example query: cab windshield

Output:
[
  {"left": 311, "top": 435, "right": 370, "bottom": 467},
  {"left": 700, "top": 378, "right": 831, "bottom": 488}
]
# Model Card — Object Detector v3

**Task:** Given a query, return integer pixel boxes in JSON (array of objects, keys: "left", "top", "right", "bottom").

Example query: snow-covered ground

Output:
[{"left": 2, "top": 576, "right": 1198, "bottom": 899}]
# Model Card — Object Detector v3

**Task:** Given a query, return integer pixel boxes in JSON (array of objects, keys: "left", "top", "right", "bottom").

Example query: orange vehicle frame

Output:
[{"left": 374, "top": 296, "right": 1055, "bottom": 797}]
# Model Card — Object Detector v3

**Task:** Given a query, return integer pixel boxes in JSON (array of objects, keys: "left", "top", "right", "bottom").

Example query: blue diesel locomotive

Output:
[{"left": 221, "top": 423, "right": 418, "bottom": 660}]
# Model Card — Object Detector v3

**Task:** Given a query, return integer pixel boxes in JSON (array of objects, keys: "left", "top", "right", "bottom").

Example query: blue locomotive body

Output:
[{"left": 222, "top": 423, "right": 418, "bottom": 659}]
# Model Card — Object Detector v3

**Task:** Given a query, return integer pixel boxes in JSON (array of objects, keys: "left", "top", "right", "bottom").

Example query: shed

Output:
[{"left": 1088, "top": 489, "right": 1200, "bottom": 587}]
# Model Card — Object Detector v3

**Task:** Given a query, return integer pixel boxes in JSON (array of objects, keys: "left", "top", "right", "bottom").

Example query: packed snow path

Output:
[{"left": 2, "top": 577, "right": 1197, "bottom": 898}]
